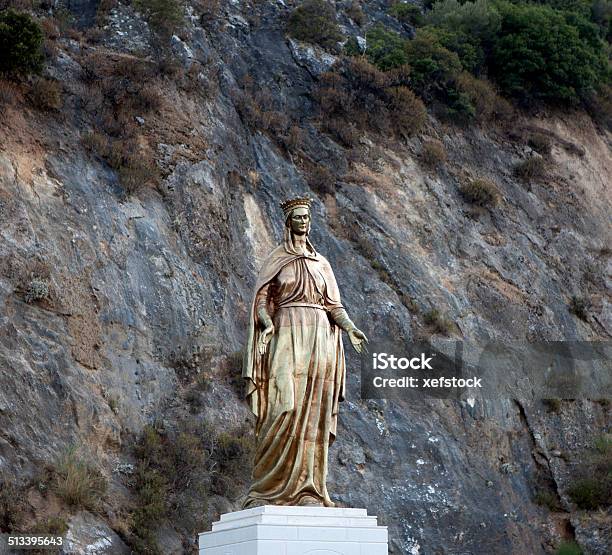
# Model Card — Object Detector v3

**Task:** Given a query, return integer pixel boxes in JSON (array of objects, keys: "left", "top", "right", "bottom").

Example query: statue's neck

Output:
[{"left": 292, "top": 233, "right": 308, "bottom": 253}]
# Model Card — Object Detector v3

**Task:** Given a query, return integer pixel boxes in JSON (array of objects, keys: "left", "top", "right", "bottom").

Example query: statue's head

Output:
[{"left": 280, "top": 197, "right": 312, "bottom": 236}]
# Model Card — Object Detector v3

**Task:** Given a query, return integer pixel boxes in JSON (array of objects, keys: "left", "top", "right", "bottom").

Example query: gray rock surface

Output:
[{"left": 62, "top": 512, "right": 130, "bottom": 555}]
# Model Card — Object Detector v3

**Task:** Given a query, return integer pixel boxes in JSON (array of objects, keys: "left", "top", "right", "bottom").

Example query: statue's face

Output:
[{"left": 289, "top": 207, "right": 310, "bottom": 235}]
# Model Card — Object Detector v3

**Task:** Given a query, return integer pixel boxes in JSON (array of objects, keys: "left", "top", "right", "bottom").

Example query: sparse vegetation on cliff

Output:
[
  {"left": 567, "top": 434, "right": 612, "bottom": 510},
  {"left": 460, "top": 177, "right": 501, "bottom": 207},
  {"left": 287, "top": 0, "right": 344, "bottom": 51},
  {"left": 316, "top": 56, "right": 426, "bottom": 141},
  {"left": 134, "top": 0, "right": 184, "bottom": 36},
  {"left": 52, "top": 448, "right": 107, "bottom": 510}
]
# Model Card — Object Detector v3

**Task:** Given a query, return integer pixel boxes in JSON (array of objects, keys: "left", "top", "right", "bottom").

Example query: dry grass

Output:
[
  {"left": 323, "top": 116, "right": 358, "bottom": 147},
  {"left": 386, "top": 85, "right": 427, "bottom": 139},
  {"left": 0, "top": 479, "right": 28, "bottom": 532},
  {"left": 40, "top": 18, "right": 60, "bottom": 40},
  {"left": 460, "top": 178, "right": 501, "bottom": 207},
  {"left": 52, "top": 448, "right": 107, "bottom": 510},
  {"left": 456, "top": 72, "right": 512, "bottom": 124},
  {"left": 233, "top": 86, "right": 289, "bottom": 135},
  {"left": 423, "top": 308, "right": 453, "bottom": 335},
  {"left": 514, "top": 156, "right": 546, "bottom": 182},
  {"left": 420, "top": 139, "right": 447, "bottom": 169},
  {"left": 307, "top": 163, "right": 336, "bottom": 196},
  {"left": 29, "top": 78, "right": 62, "bottom": 111},
  {"left": 0, "top": 80, "right": 18, "bottom": 114},
  {"left": 316, "top": 57, "right": 426, "bottom": 142},
  {"left": 527, "top": 132, "right": 552, "bottom": 157},
  {"left": 81, "top": 131, "right": 159, "bottom": 195}
]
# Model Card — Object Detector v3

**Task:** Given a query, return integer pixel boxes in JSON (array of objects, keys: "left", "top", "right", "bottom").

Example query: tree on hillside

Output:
[{"left": 0, "top": 9, "right": 43, "bottom": 78}]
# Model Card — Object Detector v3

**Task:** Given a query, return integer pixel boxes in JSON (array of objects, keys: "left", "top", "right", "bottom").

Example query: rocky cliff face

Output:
[{"left": 0, "top": 1, "right": 610, "bottom": 554}]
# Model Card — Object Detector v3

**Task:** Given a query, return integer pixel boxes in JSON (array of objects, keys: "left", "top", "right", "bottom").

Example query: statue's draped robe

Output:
[{"left": 242, "top": 230, "right": 346, "bottom": 507}]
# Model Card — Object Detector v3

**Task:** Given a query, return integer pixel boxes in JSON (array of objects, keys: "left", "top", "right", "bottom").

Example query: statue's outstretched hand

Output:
[
  {"left": 348, "top": 328, "right": 368, "bottom": 354},
  {"left": 258, "top": 324, "right": 275, "bottom": 355}
]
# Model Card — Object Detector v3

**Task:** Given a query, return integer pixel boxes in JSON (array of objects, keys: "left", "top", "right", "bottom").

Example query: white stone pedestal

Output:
[{"left": 198, "top": 505, "right": 388, "bottom": 555}]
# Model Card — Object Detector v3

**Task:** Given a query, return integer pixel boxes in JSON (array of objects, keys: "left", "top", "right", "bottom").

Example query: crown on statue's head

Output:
[{"left": 280, "top": 196, "right": 312, "bottom": 218}]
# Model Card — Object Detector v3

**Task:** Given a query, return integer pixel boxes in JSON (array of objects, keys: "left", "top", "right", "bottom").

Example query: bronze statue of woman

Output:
[{"left": 242, "top": 197, "right": 368, "bottom": 508}]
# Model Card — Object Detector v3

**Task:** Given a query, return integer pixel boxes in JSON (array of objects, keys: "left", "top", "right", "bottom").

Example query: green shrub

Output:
[
  {"left": 389, "top": 2, "right": 424, "bottom": 27},
  {"left": 131, "top": 427, "right": 174, "bottom": 552},
  {"left": 131, "top": 466, "right": 167, "bottom": 554},
  {"left": 555, "top": 542, "right": 583, "bottom": 555},
  {"left": 460, "top": 178, "right": 501, "bottom": 207},
  {"left": 424, "top": 0, "right": 501, "bottom": 73},
  {"left": 421, "top": 25, "right": 483, "bottom": 75},
  {"left": 208, "top": 430, "right": 254, "bottom": 497},
  {"left": 0, "top": 9, "right": 43, "bottom": 77},
  {"left": 567, "top": 477, "right": 610, "bottom": 509},
  {"left": 567, "top": 434, "right": 612, "bottom": 510},
  {"left": 53, "top": 7, "right": 76, "bottom": 36},
  {"left": 195, "top": 370, "right": 213, "bottom": 391},
  {"left": 591, "top": 0, "right": 612, "bottom": 41},
  {"left": 134, "top": 0, "right": 184, "bottom": 36},
  {"left": 426, "top": 0, "right": 501, "bottom": 39},
  {"left": 436, "top": 84, "right": 475, "bottom": 123},
  {"left": 534, "top": 488, "right": 561, "bottom": 510},
  {"left": 52, "top": 448, "right": 107, "bottom": 510},
  {"left": 490, "top": 2, "right": 608, "bottom": 104},
  {"left": 537, "top": 0, "right": 593, "bottom": 18},
  {"left": 287, "top": 0, "right": 344, "bottom": 51},
  {"left": 130, "top": 423, "right": 253, "bottom": 548},
  {"left": 343, "top": 35, "right": 362, "bottom": 56},
  {"left": 406, "top": 28, "right": 461, "bottom": 101},
  {"left": 365, "top": 23, "right": 409, "bottom": 71},
  {"left": 593, "top": 433, "right": 612, "bottom": 454}
]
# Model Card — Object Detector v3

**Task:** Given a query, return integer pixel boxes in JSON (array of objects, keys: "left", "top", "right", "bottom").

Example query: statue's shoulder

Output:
[
  {"left": 315, "top": 252, "right": 332, "bottom": 267},
  {"left": 262, "top": 244, "right": 287, "bottom": 264},
  {"left": 258, "top": 244, "right": 290, "bottom": 275}
]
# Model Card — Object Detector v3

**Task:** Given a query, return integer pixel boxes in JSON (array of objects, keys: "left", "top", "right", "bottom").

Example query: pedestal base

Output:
[{"left": 198, "top": 505, "right": 388, "bottom": 555}]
